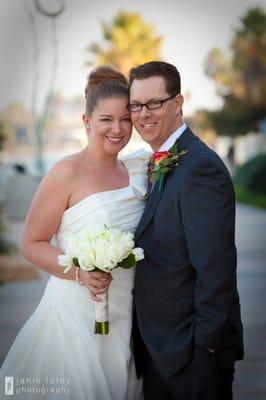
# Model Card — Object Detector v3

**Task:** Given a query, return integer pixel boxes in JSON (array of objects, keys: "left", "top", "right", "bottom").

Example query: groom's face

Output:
[{"left": 130, "top": 76, "right": 183, "bottom": 151}]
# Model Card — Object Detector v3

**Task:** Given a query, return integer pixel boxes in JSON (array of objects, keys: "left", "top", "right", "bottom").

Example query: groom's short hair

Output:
[{"left": 128, "top": 61, "right": 181, "bottom": 96}]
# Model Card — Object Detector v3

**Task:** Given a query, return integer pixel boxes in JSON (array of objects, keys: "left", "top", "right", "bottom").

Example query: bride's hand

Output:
[{"left": 79, "top": 270, "right": 113, "bottom": 301}]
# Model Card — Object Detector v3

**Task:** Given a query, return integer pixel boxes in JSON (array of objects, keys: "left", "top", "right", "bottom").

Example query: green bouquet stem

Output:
[{"left": 94, "top": 321, "right": 109, "bottom": 335}]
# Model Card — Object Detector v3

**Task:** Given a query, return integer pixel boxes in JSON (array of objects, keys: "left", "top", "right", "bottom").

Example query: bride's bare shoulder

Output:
[
  {"left": 47, "top": 153, "right": 82, "bottom": 177},
  {"left": 42, "top": 152, "right": 84, "bottom": 186}
]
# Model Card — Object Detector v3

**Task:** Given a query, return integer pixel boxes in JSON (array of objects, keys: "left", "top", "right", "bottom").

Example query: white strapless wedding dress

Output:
[{"left": 0, "top": 150, "right": 149, "bottom": 400}]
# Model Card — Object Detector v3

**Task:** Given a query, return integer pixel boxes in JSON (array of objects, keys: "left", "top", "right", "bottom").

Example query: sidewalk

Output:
[
  {"left": 0, "top": 221, "right": 48, "bottom": 362},
  {"left": 233, "top": 205, "right": 266, "bottom": 400},
  {"left": 0, "top": 204, "right": 266, "bottom": 399}
]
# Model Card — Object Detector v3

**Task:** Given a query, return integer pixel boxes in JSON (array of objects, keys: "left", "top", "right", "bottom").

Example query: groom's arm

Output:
[{"left": 180, "top": 155, "right": 237, "bottom": 350}]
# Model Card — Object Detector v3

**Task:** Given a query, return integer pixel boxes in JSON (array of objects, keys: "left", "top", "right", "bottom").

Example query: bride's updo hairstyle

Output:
[{"left": 85, "top": 66, "right": 129, "bottom": 115}]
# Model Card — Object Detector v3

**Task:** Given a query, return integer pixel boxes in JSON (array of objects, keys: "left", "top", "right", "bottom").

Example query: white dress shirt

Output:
[{"left": 158, "top": 123, "right": 187, "bottom": 152}]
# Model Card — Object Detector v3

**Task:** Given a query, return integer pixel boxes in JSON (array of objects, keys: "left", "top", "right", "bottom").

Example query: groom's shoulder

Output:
[{"left": 180, "top": 129, "right": 230, "bottom": 177}]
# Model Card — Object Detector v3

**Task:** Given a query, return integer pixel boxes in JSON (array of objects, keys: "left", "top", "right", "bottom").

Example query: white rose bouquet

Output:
[{"left": 58, "top": 224, "right": 144, "bottom": 334}]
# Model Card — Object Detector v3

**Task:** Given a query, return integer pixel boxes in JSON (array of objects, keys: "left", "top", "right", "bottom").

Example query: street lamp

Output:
[{"left": 26, "top": 0, "right": 65, "bottom": 176}]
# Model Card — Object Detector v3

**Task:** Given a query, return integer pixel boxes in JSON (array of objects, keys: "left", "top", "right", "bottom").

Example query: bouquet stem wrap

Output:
[{"left": 94, "top": 291, "right": 109, "bottom": 334}]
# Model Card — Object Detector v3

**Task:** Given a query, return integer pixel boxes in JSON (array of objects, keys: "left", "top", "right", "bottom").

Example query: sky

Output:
[{"left": 0, "top": 0, "right": 265, "bottom": 116}]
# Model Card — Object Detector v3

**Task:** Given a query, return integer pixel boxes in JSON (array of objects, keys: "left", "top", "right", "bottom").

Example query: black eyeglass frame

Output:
[{"left": 127, "top": 93, "right": 178, "bottom": 112}]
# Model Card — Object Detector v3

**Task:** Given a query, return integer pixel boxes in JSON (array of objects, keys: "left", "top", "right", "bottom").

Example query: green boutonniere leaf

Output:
[{"left": 149, "top": 144, "right": 188, "bottom": 192}]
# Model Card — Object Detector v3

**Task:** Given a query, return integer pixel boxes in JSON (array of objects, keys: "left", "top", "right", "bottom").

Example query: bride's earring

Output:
[{"left": 87, "top": 124, "right": 91, "bottom": 130}]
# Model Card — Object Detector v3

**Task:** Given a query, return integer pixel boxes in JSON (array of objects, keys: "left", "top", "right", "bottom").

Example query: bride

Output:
[{"left": 0, "top": 66, "right": 149, "bottom": 399}]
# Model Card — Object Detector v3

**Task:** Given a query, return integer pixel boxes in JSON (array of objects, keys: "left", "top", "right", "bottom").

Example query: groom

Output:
[{"left": 128, "top": 61, "right": 244, "bottom": 400}]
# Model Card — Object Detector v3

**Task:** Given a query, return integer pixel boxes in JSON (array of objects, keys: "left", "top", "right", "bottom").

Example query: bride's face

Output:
[{"left": 83, "top": 97, "right": 132, "bottom": 155}]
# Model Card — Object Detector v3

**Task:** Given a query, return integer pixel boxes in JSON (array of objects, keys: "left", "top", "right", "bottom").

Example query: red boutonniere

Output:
[{"left": 149, "top": 143, "right": 188, "bottom": 191}]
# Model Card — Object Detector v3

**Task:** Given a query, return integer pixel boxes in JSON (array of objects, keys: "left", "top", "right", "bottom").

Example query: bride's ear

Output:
[{"left": 82, "top": 114, "right": 91, "bottom": 130}]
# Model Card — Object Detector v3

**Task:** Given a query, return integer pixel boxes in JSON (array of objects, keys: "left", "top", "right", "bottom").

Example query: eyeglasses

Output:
[{"left": 127, "top": 94, "right": 178, "bottom": 112}]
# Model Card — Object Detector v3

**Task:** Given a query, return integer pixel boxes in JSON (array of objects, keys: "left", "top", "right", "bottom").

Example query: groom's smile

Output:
[{"left": 140, "top": 122, "right": 157, "bottom": 129}]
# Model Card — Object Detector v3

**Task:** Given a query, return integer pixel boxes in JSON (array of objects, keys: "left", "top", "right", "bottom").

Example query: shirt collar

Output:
[{"left": 158, "top": 123, "right": 187, "bottom": 152}]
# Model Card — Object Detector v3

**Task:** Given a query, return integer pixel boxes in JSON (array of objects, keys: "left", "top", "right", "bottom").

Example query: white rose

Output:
[
  {"left": 78, "top": 251, "right": 95, "bottom": 271},
  {"left": 108, "top": 229, "right": 122, "bottom": 242},
  {"left": 106, "top": 243, "right": 127, "bottom": 264},
  {"left": 94, "top": 239, "right": 114, "bottom": 271},
  {"left": 121, "top": 231, "right": 135, "bottom": 251},
  {"left": 132, "top": 247, "right": 145, "bottom": 261}
]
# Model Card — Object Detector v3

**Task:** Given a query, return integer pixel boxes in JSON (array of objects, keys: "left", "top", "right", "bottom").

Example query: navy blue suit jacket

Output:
[{"left": 133, "top": 127, "right": 244, "bottom": 378}]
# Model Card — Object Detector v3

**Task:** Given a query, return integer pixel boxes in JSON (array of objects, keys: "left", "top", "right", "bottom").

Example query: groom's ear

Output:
[{"left": 174, "top": 94, "right": 184, "bottom": 117}]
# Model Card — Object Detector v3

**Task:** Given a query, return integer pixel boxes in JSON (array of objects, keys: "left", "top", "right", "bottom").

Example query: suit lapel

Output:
[
  {"left": 135, "top": 127, "right": 196, "bottom": 241},
  {"left": 135, "top": 182, "right": 163, "bottom": 240}
]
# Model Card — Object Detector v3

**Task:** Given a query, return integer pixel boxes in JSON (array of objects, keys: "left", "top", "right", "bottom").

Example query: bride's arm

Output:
[
  {"left": 21, "top": 160, "right": 111, "bottom": 296},
  {"left": 21, "top": 160, "right": 75, "bottom": 280}
]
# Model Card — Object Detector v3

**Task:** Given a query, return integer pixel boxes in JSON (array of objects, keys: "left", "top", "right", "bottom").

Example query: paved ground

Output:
[
  {"left": 0, "top": 204, "right": 265, "bottom": 399},
  {"left": 233, "top": 205, "right": 266, "bottom": 400}
]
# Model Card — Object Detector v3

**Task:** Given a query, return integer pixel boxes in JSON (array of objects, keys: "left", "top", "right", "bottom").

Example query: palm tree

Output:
[
  {"left": 204, "top": 7, "right": 266, "bottom": 136},
  {"left": 87, "top": 11, "right": 163, "bottom": 75}
]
